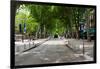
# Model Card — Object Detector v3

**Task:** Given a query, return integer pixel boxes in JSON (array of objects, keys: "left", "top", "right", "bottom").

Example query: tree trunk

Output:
[
  {"left": 86, "top": 9, "right": 91, "bottom": 41},
  {"left": 43, "top": 25, "right": 46, "bottom": 38}
]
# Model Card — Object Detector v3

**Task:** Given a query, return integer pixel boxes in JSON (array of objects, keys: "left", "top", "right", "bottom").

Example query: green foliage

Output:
[
  {"left": 15, "top": 4, "right": 92, "bottom": 38},
  {"left": 15, "top": 5, "right": 39, "bottom": 35}
]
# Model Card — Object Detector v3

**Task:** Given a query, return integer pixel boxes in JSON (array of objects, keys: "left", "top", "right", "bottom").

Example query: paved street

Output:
[
  {"left": 15, "top": 39, "right": 48, "bottom": 54},
  {"left": 67, "top": 39, "right": 94, "bottom": 57},
  {"left": 15, "top": 38, "right": 94, "bottom": 66}
]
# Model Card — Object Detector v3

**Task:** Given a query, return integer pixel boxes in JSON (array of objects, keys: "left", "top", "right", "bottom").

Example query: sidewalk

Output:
[
  {"left": 15, "top": 38, "right": 48, "bottom": 55},
  {"left": 66, "top": 38, "right": 94, "bottom": 58}
]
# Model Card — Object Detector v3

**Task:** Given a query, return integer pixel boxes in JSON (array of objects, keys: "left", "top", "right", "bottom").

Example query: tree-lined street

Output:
[{"left": 15, "top": 3, "right": 95, "bottom": 65}]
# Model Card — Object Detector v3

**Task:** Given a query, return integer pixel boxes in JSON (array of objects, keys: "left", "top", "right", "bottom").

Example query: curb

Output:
[
  {"left": 65, "top": 44, "right": 77, "bottom": 53},
  {"left": 23, "top": 39, "right": 49, "bottom": 52},
  {"left": 15, "top": 39, "right": 49, "bottom": 55}
]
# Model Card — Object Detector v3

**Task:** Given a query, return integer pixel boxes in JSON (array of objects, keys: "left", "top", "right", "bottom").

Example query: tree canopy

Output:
[{"left": 15, "top": 4, "right": 94, "bottom": 39}]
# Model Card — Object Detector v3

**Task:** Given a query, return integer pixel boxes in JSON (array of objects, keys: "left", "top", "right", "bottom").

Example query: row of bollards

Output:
[{"left": 16, "top": 40, "right": 34, "bottom": 53}]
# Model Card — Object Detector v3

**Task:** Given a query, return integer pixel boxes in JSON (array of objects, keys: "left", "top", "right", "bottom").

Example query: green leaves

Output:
[
  {"left": 15, "top": 4, "right": 92, "bottom": 38},
  {"left": 15, "top": 5, "right": 39, "bottom": 35}
]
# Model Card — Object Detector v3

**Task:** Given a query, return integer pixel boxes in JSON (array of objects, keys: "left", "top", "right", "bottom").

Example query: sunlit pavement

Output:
[
  {"left": 67, "top": 38, "right": 94, "bottom": 57},
  {"left": 15, "top": 38, "right": 94, "bottom": 66},
  {"left": 15, "top": 39, "right": 48, "bottom": 54}
]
